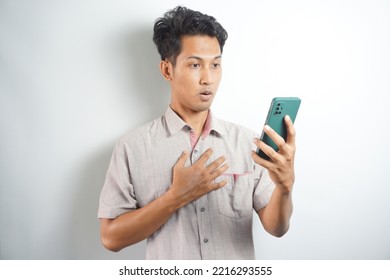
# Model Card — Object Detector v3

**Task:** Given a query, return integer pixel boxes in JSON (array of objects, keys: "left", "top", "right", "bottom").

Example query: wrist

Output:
[
  {"left": 162, "top": 187, "right": 187, "bottom": 212},
  {"left": 275, "top": 183, "right": 293, "bottom": 195}
]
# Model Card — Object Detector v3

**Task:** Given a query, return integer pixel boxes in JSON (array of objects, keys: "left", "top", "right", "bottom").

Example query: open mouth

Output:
[
  {"left": 199, "top": 90, "right": 213, "bottom": 101},
  {"left": 200, "top": 90, "right": 212, "bottom": 96}
]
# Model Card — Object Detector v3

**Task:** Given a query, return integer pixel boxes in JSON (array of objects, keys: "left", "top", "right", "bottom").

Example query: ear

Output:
[{"left": 159, "top": 60, "right": 173, "bottom": 81}]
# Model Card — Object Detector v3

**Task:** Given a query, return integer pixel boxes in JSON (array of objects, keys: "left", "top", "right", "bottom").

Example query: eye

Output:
[
  {"left": 191, "top": 63, "right": 200, "bottom": 68},
  {"left": 212, "top": 63, "right": 221, "bottom": 68}
]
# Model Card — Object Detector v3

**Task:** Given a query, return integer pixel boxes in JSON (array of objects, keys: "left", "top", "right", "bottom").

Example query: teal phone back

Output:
[{"left": 257, "top": 97, "right": 301, "bottom": 160}]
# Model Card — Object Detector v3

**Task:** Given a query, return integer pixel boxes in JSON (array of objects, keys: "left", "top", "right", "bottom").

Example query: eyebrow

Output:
[{"left": 186, "top": 55, "right": 222, "bottom": 61}]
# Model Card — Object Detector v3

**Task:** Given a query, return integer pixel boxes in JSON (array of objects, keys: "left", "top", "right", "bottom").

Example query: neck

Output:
[{"left": 170, "top": 105, "right": 209, "bottom": 137}]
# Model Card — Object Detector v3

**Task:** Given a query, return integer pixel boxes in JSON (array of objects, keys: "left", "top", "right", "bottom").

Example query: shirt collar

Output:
[{"left": 164, "top": 106, "right": 228, "bottom": 137}]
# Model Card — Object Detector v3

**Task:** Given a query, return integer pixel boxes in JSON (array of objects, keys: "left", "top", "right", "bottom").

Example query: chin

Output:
[{"left": 194, "top": 104, "right": 212, "bottom": 112}]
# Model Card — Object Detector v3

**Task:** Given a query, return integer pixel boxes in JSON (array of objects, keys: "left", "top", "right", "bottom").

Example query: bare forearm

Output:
[
  {"left": 258, "top": 186, "right": 293, "bottom": 237},
  {"left": 100, "top": 190, "right": 179, "bottom": 252}
]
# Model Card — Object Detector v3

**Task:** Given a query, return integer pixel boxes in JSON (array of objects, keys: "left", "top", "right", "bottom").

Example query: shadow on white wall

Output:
[{"left": 55, "top": 26, "right": 168, "bottom": 259}]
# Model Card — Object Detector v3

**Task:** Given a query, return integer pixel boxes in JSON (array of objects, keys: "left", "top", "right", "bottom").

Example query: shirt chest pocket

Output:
[{"left": 215, "top": 171, "right": 253, "bottom": 219}]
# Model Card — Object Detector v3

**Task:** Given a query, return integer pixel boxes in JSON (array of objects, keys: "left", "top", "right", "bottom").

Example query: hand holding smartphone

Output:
[{"left": 256, "top": 97, "right": 301, "bottom": 160}]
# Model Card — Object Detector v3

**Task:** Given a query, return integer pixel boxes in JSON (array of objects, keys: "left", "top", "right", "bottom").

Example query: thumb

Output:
[{"left": 175, "top": 150, "right": 190, "bottom": 167}]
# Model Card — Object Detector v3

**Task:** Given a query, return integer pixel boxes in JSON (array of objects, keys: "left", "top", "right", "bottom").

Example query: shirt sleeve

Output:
[
  {"left": 252, "top": 160, "right": 276, "bottom": 212},
  {"left": 98, "top": 140, "right": 138, "bottom": 219}
]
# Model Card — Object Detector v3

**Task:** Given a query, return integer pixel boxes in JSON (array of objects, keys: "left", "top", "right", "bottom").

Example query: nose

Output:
[{"left": 200, "top": 67, "right": 213, "bottom": 85}]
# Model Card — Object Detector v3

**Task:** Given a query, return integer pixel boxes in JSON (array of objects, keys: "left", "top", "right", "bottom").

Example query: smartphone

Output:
[{"left": 256, "top": 97, "right": 301, "bottom": 160}]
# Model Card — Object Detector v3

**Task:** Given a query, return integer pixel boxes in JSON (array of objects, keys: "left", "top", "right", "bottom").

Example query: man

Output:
[{"left": 98, "top": 6, "right": 296, "bottom": 259}]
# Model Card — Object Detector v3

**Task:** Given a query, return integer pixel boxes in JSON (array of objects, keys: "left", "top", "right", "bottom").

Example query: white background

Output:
[{"left": 1, "top": 0, "right": 389, "bottom": 259}]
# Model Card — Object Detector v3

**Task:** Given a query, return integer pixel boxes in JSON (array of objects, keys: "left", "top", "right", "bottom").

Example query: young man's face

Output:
[{"left": 165, "top": 35, "right": 222, "bottom": 115}]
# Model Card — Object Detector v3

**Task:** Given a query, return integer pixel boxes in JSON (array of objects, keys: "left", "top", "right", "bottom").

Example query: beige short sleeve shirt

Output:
[{"left": 98, "top": 107, "right": 275, "bottom": 259}]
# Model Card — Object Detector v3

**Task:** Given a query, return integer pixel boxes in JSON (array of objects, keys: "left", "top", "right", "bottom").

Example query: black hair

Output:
[{"left": 153, "top": 6, "right": 228, "bottom": 64}]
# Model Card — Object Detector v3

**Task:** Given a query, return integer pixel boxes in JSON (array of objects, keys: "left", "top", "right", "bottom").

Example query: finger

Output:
[
  {"left": 209, "top": 179, "right": 228, "bottom": 191},
  {"left": 284, "top": 115, "right": 296, "bottom": 145},
  {"left": 175, "top": 150, "right": 190, "bottom": 167},
  {"left": 196, "top": 148, "right": 213, "bottom": 165},
  {"left": 210, "top": 163, "right": 229, "bottom": 178},
  {"left": 263, "top": 125, "right": 286, "bottom": 149},
  {"left": 253, "top": 138, "right": 280, "bottom": 162},
  {"left": 206, "top": 156, "right": 226, "bottom": 172},
  {"left": 252, "top": 150, "right": 273, "bottom": 169}
]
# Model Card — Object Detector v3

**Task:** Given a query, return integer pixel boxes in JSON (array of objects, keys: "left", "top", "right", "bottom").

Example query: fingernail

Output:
[
  {"left": 264, "top": 125, "right": 270, "bottom": 131},
  {"left": 285, "top": 115, "right": 291, "bottom": 121},
  {"left": 253, "top": 138, "right": 258, "bottom": 143}
]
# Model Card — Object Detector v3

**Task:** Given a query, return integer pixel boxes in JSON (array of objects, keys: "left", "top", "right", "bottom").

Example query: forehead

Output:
[{"left": 178, "top": 35, "right": 221, "bottom": 60}]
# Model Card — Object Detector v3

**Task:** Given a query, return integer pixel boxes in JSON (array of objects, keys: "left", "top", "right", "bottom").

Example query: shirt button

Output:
[
  {"left": 203, "top": 238, "right": 209, "bottom": 243},
  {"left": 194, "top": 150, "right": 198, "bottom": 154},
  {"left": 200, "top": 207, "right": 206, "bottom": 212}
]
